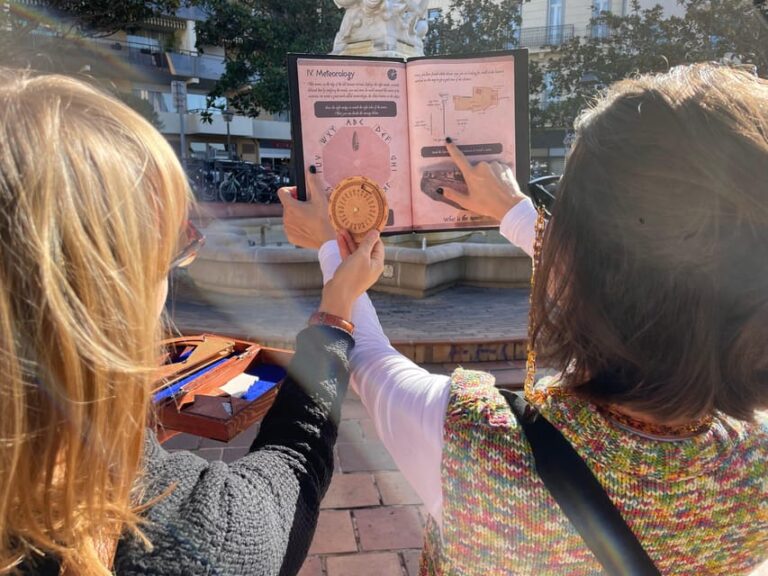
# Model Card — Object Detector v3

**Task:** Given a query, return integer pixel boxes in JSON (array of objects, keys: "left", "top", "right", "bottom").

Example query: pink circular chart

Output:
[{"left": 322, "top": 126, "right": 391, "bottom": 189}]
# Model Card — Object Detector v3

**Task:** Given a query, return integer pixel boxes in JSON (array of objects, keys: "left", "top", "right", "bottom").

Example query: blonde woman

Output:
[
  {"left": 284, "top": 64, "right": 768, "bottom": 574},
  {"left": 0, "top": 69, "right": 383, "bottom": 576}
]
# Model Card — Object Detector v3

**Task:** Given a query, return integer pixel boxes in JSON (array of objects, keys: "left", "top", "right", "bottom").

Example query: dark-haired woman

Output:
[{"left": 282, "top": 64, "right": 768, "bottom": 575}]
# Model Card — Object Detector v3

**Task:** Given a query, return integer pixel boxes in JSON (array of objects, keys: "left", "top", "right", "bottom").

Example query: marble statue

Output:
[{"left": 332, "top": 0, "right": 429, "bottom": 58}]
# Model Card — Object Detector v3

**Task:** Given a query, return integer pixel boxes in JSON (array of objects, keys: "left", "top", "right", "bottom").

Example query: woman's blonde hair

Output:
[{"left": 0, "top": 69, "right": 189, "bottom": 574}]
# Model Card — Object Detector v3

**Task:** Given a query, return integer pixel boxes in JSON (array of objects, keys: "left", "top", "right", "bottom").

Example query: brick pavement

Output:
[
  {"left": 166, "top": 369, "right": 524, "bottom": 576},
  {"left": 163, "top": 276, "right": 530, "bottom": 575},
  {"left": 307, "top": 390, "right": 435, "bottom": 575}
]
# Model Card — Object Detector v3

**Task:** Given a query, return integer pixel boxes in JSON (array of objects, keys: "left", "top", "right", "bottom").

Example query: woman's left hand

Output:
[{"left": 278, "top": 168, "right": 336, "bottom": 249}]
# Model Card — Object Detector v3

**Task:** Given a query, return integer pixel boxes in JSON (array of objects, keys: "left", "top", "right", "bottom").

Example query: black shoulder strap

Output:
[
  {"left": 499, "top": 389, "right": 661, "bottom": 576},
  {"left": 18, "top": 554, "right": 61, "bottom": 576}
]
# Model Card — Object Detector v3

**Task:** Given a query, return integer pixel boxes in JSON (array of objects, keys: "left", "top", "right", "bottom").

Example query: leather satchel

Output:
[{"left": 499, "top": 389, "right": 661, "bottom": 576}]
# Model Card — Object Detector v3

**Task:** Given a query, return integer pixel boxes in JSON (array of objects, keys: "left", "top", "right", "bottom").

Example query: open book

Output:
[{"left": 288, "top": 51, "right": 529, "bottom": 233}]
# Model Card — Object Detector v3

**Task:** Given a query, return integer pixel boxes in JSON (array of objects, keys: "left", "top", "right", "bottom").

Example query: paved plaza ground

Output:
[
  {"left": 163, "top": 278, "right": 768, "bottom": 576},
  {"left": 163, "top": 390, "right": 430, "bottom": 576},
  {"left": 164, "top": 277, "right": 531, "bottom": 575},
  {"left": 168, "top": 274, "right": 532, "bottom": 384},
  {"left": 168, "top": 272, "right": 530, "bottom": 347}
]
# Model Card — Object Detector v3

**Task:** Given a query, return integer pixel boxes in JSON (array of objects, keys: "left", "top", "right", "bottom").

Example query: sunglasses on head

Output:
[{"left": 171, "top": 221, "right": 205, "bottom": 269}]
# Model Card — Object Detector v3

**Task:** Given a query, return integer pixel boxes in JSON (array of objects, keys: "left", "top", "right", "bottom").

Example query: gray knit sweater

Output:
[
  {"left": 104, "top": 325, "right": 351, "bottom": 576},
  {"left": 19, "top": 326, "right": 350, "bottom": 575}
]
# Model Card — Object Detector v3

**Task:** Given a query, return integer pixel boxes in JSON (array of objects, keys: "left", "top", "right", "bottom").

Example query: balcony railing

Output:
[
  {"left": 26, "top": 34, "right": 225, "bottom": 81},
  {"left": 97, "top": 40, "right": 226, "bottom": 80},
  {"left": 507, "top": 24, "right": 616, "bottom": 50},
  {"left": 166, "top": 50, "right": 226, "bottom": 80},
  {"left": 518, "top": 24, "right": 576, "bottom": 49},
  {"left": 13, "top": 0, "right": 201, "bottom": 27}
]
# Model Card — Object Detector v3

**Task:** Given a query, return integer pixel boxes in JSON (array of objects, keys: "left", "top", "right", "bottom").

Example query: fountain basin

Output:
[
  {"left": 188, "top": 245, "right": 324, "bottom": 296},
  {"left": 188, "top": 219, "right": 532, "bottom": 297},
  {"left": 375, "top": 243, "right": 531, "bottom": 297}
]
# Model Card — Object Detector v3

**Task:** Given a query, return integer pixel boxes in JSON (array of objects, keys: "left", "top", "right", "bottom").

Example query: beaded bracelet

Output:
[{"left": 308, "top": 311, "right": 355, "bottom": 337}]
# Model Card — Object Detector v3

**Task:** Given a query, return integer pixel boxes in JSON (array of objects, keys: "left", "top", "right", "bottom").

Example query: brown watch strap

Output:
[{"left": 308, "top": 311, "right": 355, "bottom": 336}]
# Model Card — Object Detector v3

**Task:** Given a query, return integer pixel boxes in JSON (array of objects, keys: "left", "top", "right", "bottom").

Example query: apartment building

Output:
[
  {"left": 427, "top": 0, "right": 682, "bottom": 173},
  {"left": 117, "top": 7, "right": 291, "bottom": 169},
  {"left": 11, "top": 2, "right": 291, "bottom": 170}
]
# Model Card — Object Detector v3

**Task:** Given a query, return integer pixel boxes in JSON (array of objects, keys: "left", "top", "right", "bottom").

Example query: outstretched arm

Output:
[
  {"left": 319, "top": 242, "right": 450, "bottom": 526},
  {"left": 312, "top": 194, "right": 538, "bottom": 527},
  {"left": 116, "top": 226, "right": 385, "bottom": 576},
  {"left": 117, "top": 326, "right": 353, "bottom": 576}
]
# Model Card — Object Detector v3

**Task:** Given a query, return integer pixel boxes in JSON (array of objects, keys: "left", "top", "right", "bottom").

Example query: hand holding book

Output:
[{"left": 278, "top": 166, "right": 335, "bottom": 250}]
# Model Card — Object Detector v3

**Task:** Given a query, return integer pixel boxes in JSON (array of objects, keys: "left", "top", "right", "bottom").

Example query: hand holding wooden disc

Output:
[{"left": 328, "top": 176, "right": 389, "bottom": 242}]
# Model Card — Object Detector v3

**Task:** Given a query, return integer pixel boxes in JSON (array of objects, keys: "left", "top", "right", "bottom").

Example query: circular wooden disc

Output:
[{"left": 328, "top": 176, "right": 388, "bottom": 241}]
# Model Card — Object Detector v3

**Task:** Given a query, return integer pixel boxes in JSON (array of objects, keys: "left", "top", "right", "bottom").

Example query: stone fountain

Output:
[
  {"left": 187, "top": 1, "right": 533, "bottom": 298},
  {"left": 188, "top": 215, "right": 531, "bottom": 298}
]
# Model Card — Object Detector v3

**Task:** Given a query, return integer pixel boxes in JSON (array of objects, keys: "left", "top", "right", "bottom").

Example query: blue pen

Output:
[{"left": 153, "top": 356, "right": 231, "bottom": 404}]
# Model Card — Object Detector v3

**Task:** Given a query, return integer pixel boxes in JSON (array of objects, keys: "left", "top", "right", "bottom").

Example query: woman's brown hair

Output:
[
  {"left": 531, "top": 64, "right": 768, "bottom": 421},
  {"left": 0, "top": 70, "right": 189, "bottom": 574}
]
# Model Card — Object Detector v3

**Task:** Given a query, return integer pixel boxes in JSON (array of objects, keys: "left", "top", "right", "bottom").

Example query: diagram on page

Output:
[{"left": 407, "top": 56, "right": 517, "bottom": 230}]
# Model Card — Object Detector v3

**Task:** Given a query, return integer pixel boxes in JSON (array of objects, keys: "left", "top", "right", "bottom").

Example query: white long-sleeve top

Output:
[{"left": 318, "top": 198, "right": 538, "bottom": 528}]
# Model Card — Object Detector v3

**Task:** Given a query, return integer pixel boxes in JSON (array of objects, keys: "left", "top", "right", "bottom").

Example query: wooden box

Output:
[{"left": 153, "top": 334, "right": 293, "bottom": 442}]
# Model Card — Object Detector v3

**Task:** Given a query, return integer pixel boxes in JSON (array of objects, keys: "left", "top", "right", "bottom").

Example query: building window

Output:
[
  {"left": 187, "top": 93, "right": 226, "bottom": 112},
  {"left": 539, "top": 72, "right": 564, "bottom": 110},
  {"left": 540, "top": 72, "right": 554, "bottom": 109},
  {"left": 592, "top": 0, "right": 612, "bottom": 38},
  {"left": 126, "top": 34, "right": 161, "bottom": 51},
  {"left": 506, "top": 24, "right": 521, "bottom": 49},
  {"left": 126, "top": 29, "right": 177, "bottom": 50},
  {"left": 428, "top": 8, "right": 443, "bottom": 51},
  {"left": 133, "top": 89, "right": 172, "bottom": 113},
  {"left": 133, "top": 88, "right": 225, "bottom": 114},
  {"left": 547, "top": 0, "right": 564, "bottom": 44}
]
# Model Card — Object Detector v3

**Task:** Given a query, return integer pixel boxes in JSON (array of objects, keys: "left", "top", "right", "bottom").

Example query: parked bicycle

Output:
[{"left": 186, "top": 159, "right": 287, "bottom": 203}]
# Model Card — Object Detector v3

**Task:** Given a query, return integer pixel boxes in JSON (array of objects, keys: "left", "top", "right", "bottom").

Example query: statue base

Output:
[
  {"left": 331, "top": 7, "right": 427, "bottom": 60},
  {"left": 332, "top": 39, "right": 422, "bottom": 59}
]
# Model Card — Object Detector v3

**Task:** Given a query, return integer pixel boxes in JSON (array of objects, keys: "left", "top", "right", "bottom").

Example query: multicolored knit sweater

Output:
[{"left": 420, "top": 369, "right": 768, "bottom": 575}]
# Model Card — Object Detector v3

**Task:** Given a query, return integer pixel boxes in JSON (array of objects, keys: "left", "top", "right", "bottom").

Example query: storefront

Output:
[{"left": 259, "top": 139, "right": 292, "bottom": 171}]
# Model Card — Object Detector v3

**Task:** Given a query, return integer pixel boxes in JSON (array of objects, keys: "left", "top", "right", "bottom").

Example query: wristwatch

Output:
[{"left": 308, "top": 311, "right": 355, "bottom": 336}]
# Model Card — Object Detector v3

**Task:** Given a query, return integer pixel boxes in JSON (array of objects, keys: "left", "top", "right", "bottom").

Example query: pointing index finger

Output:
[{"left": 445, "top": 139, "right": 473, "bottom": 175}]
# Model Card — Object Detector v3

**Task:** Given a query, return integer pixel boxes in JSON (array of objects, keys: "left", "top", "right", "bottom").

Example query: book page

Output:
[
  {"left": 406, "top": 55, "right": 517, "bottom": 231},
  {"left": 294, "top": 57, "right": 413, "bottom": 232}
]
